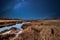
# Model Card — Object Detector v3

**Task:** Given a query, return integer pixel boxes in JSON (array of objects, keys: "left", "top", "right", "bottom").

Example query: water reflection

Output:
[
  {"left": 0, "top": 24, "right": 22, "bottom": 32},
  {"left": 0, "top": 22, "right": 31, "bottom": 32}
]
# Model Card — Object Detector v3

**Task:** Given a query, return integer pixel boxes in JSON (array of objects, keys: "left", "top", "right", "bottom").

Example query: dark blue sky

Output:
[{"left": 0, "top": 0, "right": 60, "bottom": 20}]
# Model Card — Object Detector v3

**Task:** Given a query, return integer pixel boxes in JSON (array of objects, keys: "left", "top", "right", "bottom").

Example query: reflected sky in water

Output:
[
  {"left": 0, "top": 22, "right": 31, "bottom": 32},
  {"left": 0, "top": 24, "right": 23, "bottom": 32}
]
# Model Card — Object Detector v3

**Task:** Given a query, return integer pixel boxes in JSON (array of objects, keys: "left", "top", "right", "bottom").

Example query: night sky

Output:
[{"left": 0, "top": 0, "right": 60, "bottom": 20}]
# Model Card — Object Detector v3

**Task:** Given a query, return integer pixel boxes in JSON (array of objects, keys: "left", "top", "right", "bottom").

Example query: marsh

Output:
[{"left": 0, "top": 22, "right": 31, "bottom": 32}]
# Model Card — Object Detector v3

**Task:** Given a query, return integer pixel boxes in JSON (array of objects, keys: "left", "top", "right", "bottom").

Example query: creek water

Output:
[
  {"left": 0, "top": 24, "right": 22, "bottom": 32},
  {"left": 0, "top": 22, "right": 31, "bottom": 40},
  {"left": 0, "top": 22, "right": 31, "bottom": 32}
]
